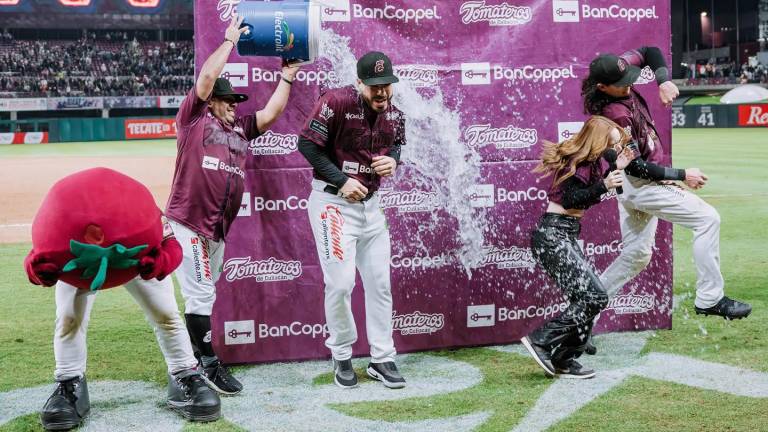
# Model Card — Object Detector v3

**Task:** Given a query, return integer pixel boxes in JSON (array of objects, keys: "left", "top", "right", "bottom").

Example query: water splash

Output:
[{"left": 317, "top": 29, "right": 488, "bottom": 274}]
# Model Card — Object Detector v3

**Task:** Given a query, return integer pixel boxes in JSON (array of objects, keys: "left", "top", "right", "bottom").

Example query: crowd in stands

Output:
[
  {"left": 0, "top": 33, "right": 193, "bottom": 97},
  {"left": 681, "top": 60, "right": 768, "bottom": 86}
]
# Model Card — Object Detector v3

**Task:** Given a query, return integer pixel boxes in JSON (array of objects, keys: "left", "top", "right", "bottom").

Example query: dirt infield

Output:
[{"left": 0, "top": 155, "right": 174, "bottom": 244}]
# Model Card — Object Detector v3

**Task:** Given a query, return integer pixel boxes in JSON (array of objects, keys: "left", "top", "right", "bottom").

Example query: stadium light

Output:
[{"left": 701, "top": 11, "right": 707, "bottom": 17}]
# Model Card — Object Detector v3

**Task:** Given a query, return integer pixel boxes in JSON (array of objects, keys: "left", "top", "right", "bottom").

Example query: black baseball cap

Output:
[
  {"left": 589, "top": 54, "right": 641, "bottom": 87},
  {"left": 357, "top": 51, "right": 399, "bottom": 86},
  {"left": 211, "top": 77, "right": 248, "bottom": 102}
]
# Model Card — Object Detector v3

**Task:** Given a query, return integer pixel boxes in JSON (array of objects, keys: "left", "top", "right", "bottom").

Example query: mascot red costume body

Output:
[
  {"left": 26, "top": 167, "right": 220, "bottom": 431},
  {"left": 25, "top": 167, "right": 181, "bottom": 289}
]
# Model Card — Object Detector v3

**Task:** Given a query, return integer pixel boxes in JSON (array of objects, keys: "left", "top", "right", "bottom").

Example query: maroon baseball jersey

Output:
[
  {"left": 300, "top": 86, "right": 406, "bottom": 193},
  {"left": 165, "top": 86, "right": 260, "bottom": 241},
  {"left": 601, "top": 49, "right": 666, "bottom": 166}
]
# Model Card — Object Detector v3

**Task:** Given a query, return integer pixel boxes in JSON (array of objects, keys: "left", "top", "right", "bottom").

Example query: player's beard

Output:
[{"left": 368, "top": 93, "right": 392, "bottom": 113}]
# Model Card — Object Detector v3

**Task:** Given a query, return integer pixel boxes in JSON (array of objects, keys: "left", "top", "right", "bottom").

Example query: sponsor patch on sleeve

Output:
[{"left": 309, "top": 119, "right": 329, "bottom": 140}]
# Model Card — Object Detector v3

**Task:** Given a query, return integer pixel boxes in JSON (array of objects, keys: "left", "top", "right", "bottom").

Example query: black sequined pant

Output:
[{"left": 529, "top": 213, "right": 608, "bottom": 365}]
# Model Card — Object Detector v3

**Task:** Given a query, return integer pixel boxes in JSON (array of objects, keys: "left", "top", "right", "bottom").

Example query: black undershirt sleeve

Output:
[
  {"left": 298, "top": 137, "right": 348, "bottom": 188},
  {"left": 636, "top": 46, "right": 669, "bottom": 84},
  {"left": 560, "top": 176, "right": 608, "bottom": 210},
  {"left": 387, "top": 144, "right": 401, "bottom": 163},
  {"left": 624, "top": 158, "right": 686, "bottom": 181}
]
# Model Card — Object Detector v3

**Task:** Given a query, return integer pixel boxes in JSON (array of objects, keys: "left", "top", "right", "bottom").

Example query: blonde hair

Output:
[{"left": 533, "top": 115, "right": 629, "bottom": 186}]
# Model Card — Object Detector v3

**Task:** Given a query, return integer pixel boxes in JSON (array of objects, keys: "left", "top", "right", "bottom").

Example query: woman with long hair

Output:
[{"left": 521, "top": 115, "right": 631, "bottom": 379}]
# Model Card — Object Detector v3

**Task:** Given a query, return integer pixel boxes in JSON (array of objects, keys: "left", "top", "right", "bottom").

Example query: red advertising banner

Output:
[
  {"left": 124, "top": 118, "right": 177, "bottom": 139},
  {"left": 738, "top": 104, "right": 768, "bottom": 127},
  {"left": 0, "top": 132, "right": 49, "bottom": 144}
]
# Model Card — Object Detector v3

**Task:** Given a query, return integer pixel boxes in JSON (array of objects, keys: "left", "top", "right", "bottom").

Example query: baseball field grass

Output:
[{"left": 1, "top": 128, "right": 766, "bottom": 431}]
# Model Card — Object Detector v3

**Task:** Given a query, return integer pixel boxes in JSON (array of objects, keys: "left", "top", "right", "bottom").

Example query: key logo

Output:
[
  {"left": 225, "top": 320, "right": 256, "bottom": 345},
  {"left": 461, "top": 62, "right": 492, "bottom": 85},
  {"left": 467, "top": 304, "right": 496, "bottom": 327}
]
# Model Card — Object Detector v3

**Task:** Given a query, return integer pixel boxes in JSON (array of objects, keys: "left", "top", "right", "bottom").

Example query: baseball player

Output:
[
  {"left": 298, "top": 51, "right": 406, "bottom": 389},
  {"left": 582, "top": 47, "right": 751, "bottom": 320},
  {"left": 165, "top": 14, "right": 298, "bottom": 394}
]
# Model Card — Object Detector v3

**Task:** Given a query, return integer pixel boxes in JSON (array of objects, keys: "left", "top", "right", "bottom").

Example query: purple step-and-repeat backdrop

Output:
[{"left": 194, "top": 0, "right": 673, "bottom": 364}]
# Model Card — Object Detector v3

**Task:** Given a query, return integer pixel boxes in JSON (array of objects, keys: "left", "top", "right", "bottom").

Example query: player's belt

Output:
[{"left": 323, "top": 185, "right": 374, "bottom": 202}]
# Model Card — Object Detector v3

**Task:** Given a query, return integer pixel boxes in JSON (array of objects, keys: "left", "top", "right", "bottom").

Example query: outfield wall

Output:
[
  {"left": 673, "top": 103, "right": 768, "bottom": 128},
  {"left": 0, "top": 116, "right": 177, "bottom": 142}
]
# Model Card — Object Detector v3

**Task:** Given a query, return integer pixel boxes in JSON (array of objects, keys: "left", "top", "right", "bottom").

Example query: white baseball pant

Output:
[
  {"left": 53, "top": 276, "right": 198, "bottom": 380},
  {"left": 307, "top": 179, "right": 396, "bottom": 363},
  {"left": 600, "top": 174, "right": 724, "bottom": 308},
  {"left": 168, "top": 220, "right": 226, "bottom": 316}
]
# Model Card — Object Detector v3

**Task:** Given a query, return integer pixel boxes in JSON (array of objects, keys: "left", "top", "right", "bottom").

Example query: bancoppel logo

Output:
[
  {"left": 220, "top": 63, "right": 248, "bottom": 87},
  {"left": 341, "top": 160, "right": 372, "bottom": 174},
  {"left": 461, "top": 62, "right": 491, "bottom": 85},
  {"left": 493, "top": 64, "right": 576, "bottom": 83},
  {"left": 554, "top": 1, "right": 659, "bottom": 23},
  {"left": 238, "top": 192, "right": 251, "bottom": 217},
  {"left": 352, "top": 4, "right": 441, "bottom": 24},
  {"left": 557, "top": 121, "right": 585, "bottom": 141},
  {"left": 217, "top": 0, "right": 240, "bottom": 21},
  {"left": 253, "top": 195, "right": 308, "bottom": 211},
  {"left": 392, "top": 311, "right": 445, "bottom": 335},
  {"left": 391, "top": 253, "right": 451, "bottom": 270},
  {"left": 319, "top": 102, "right": 334, "bottom": 121},
  {"left": 498, "top": 302, "right": 569, "bottom": 321},
  {"left": 552, "top": 0, "right": 579, "bottom": 22},
  {"left": 223, "top": 256, "right": 303, "bottom": 282},
  {"left": 379, "top": 189, "right": 440, "bottom": 213},
  {"left": 496, "top": 187, "right": 548, "bottom": 203},
  {"left": 606, "top": 294, "right": 655, "bottom": 314},
  {"left": 635, "top": 66, "right": 655, "bottom": 85},
  {"left": 224, "top": 320, "right": 255, "bottom": 345},
  {"left": 468, "top": 184, "right": 495, "bottom": 208},
  {"left": 464, "top": 123, "right": 538, "bottom": 150},
  {"left": 342, "top": 160, "right": 359, "bottom": 174},
  {"left": 249, "top": 131, "right": 299, "bottom": 156},
  {"left": 321, "top": 0, "right": 351, "bottom": 22},
  {"left": 478, "top": 245, "right": 536, "bottom": 269},
  {"left": 459, "top": 1, "right": 533, "bottom": 26},
  {"left": 395, "top": 65, "right": 439, "bottom": 87},
  {"left": 258, "top": 321, "right": 329, "bottom": 339},
  {"left": 577, "top": 239, "right": 623, "bottom": 256},
  {"left": 202, "top": 155, "right": 220, "bottom": 171},
  {"left": 252, "top": 68, "right": 337, "bottom": 86},
  {"left": 467, "top": 304, "right": 495, "bottom": 327},
  {"left": 581, "top": 3, "right": 659, "bottom": 22}
]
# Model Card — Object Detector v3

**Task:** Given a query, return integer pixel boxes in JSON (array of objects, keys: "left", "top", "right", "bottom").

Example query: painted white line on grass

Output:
[
  {"left": 506, "top": 331, "right": 768, "bottom": 432},
  {"left": 0, "top": 354, "right": 488, "bottom": 431}
]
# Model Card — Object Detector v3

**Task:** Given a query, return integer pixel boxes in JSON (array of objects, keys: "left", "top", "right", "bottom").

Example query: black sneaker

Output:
[
  {"left": 333, "top": 359, "right": 358, "bottom": 389},
  {"left": 167, "top": 371, "right": 221, "bottom": 422},
  {"left": 553, "top": 359, "right": 596, "bottom": 379},
  {"left": 520, "top": 336, "right": 555, "bottom": 377},
  {"left": 202, "top": 360, "right": 244, "bottom": 395},
  {"left": 40, "top": 376, "right": 90, "bottom": 431},
  {"left": 695, "top": 296, "right": 752, "bottom": 320},
  {"left": 366, "top": 362, "right": 406, "bottom": 389}
]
